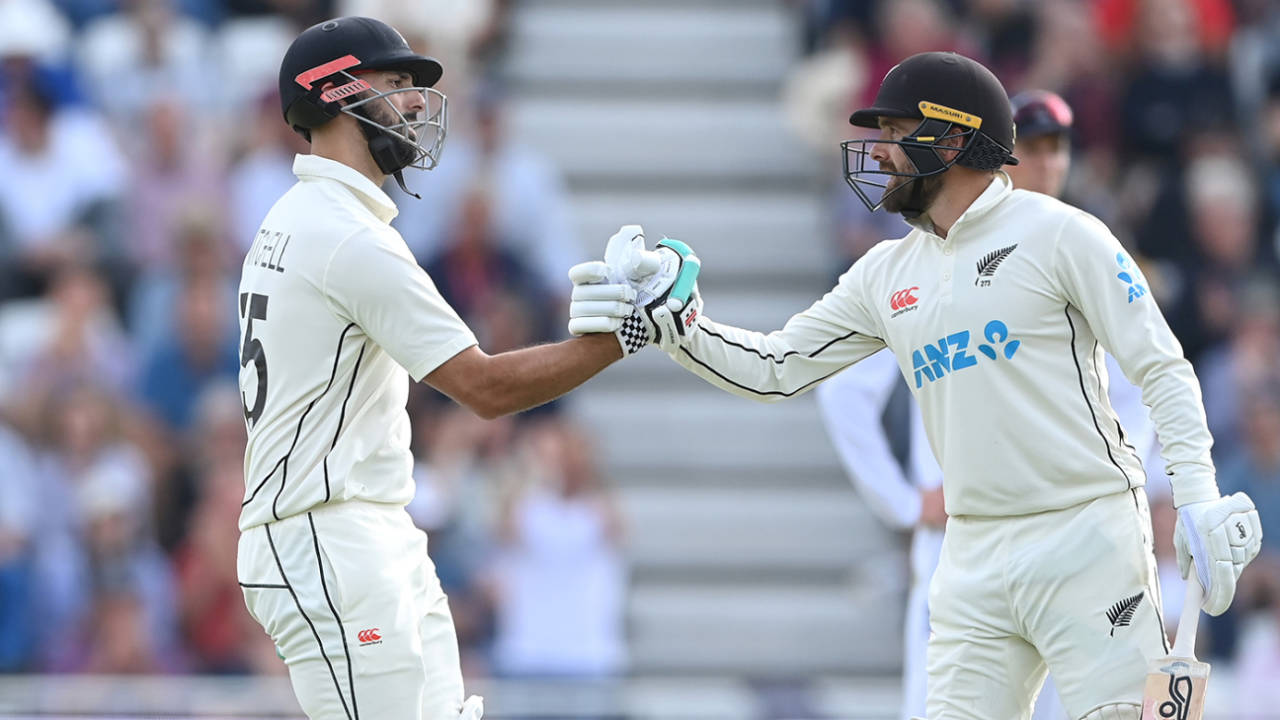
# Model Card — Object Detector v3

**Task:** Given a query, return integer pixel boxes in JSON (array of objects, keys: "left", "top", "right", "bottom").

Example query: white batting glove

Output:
[
  {"left": 1173, "top": 491, "right": 1263, "bottom": 616},
  {"left": 613, "top": 225, "right": 703, "bottom": 354},
  {"left": 459, "top": 695, "right": 484, "bottom": 719},
  {"left": 569, "top": 225, "right": 704, "bottom": 356},
  {"left": 567, "top": 260, "right": 635, "bottom": 335}
]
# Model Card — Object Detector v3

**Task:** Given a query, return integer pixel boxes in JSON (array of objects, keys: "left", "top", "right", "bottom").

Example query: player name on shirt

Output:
[{"left": 248, "top": 228, "right": 292, "bottom": 273}]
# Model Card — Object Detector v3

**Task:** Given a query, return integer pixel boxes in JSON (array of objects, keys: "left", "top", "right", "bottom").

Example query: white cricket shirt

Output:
[
  {"left": 674, "top": 173, "right": 1217, "bottom": 516},
  {"left": 237, "top": 154, "right": 477, "bottom": 531}
]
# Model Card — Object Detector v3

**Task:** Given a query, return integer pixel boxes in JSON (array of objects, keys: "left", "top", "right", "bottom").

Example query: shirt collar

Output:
[
  {"left": 292, "top": 153, "right": 399, "bottom": 224},
  {"left": 905, "top": 171, "right": 1012, "bottom": 237}
]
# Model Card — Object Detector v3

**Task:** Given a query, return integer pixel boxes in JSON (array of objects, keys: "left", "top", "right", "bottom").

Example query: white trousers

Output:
[
  {"left": 905, "top": 533, "right": 1067, "bottom": 720},
  {"left": 238, "top": 501, "right": 467, "bottom": 720},
  {"left": 927, "top": 489, "right": 1168, "bottom": 720}
]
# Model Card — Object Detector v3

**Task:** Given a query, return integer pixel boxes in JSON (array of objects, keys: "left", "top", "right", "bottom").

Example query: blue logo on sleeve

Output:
[
  {"left": 910, "top": 320, "right": 1021, "bottom": 388},
  {"left": 1115, "top": 252, "right": 1148, "bottom": 303}
]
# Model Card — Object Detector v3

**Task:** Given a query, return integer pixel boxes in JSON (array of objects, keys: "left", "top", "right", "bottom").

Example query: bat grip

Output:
[{"left": 1171, "top": 576, "right": 1203, "bottom": 658}]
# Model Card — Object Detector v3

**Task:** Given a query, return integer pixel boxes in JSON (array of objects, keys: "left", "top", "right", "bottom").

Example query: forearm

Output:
[
  {"left": 671, "top": 316, "right": 883, "bottom": 403},
  {"left": 472, "top": 334, "right": 622, "bottom": 418}
]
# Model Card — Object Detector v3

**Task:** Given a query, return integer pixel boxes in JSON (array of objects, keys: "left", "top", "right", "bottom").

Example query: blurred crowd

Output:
[
  {"left": 0, "top": 0, "right": 1278, "bottom": 709},
  {"left": 786, "top": 0, "right": 1280, "bottom": 707},
  {"left": 0, "top": 0, "right": 628, "bottom": 684}
]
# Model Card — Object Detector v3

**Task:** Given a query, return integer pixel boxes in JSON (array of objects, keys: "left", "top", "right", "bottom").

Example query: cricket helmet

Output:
[
  {"left": 278, "top": 16, "right": 448, "bottom": 181},
  {"left": 842, "top": 52, "right": 1018, "bottom": 213},
  {"left": 1011, "top": 89, "right": 1073, "bottom": 139}
]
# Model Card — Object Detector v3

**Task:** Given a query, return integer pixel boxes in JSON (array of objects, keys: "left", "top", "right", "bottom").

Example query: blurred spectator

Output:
[
  {"left": 155, "top": 381, "right": 245, "bottom": 551},
  {"left": 0, "top": 0, "right": 71, "bottom": 66},
  {"left": 1160, "top": 153, "right": 1268, "bottom": 361},
  {"left": 1215, "top": 384, "right": 1280, "bottom": 670},
  {"left": 228, "top": 89, "right": 309, "bottom": 254},
  {"left": 858, "top": 0, "right": 972, "bottom": 109},
  {"left": 392, "top": 86, "right": 577, "bottom": 297},
  {"left": 1116, "top": 0, "right": 1236, "bottom": 164},
  {"left": 76, "top": 457, "right": 181, "bottom": 671},
  {"left": 82, "top": 589, "right": 162, "bottom": 673},
  {"left": 11, "top": 265, "right": 134, "bottom": 407},
  {"left": 1199, "top": 280, "right": 1280, "bottom": 460},
  {"left": 0, "top": 77, "right": 126, "bottom": 300},
  {"left": 220, "top": 0, "right": 333, "bottom": 30},
  {"left": 1260, "top": 72, "right": 1280, "bottom": 258},
  {"left": 1218, "top": 386, "right": 1280, "bottom": 556},
  {"left": 1097, "top": 0, "right": 1236, "bottom": 61},
  {"left": 125, "top": 94, "right": 227, "bottom": 271},
  {"left": 76, "top": 0, "right": 213, "bottom": 119},
  {"left": 423, "top": 182, "right": 559, "bottom": 350},
  {"left": 127, "top": 209, "right": 235, "bottom": 360},
  {"left": 406, "top": 405, "right": 512, "bottom": 671},
  {"left": 173, "top": 453, "right": 261, "bottom": 673},
  {"left": 490, "top": 418, "right": 627, "bottom": 679},
  {"left": 0, "top": 0, "right": 78, "bottom": 117},
  {"left": 336, "top": 0, "right": 504, "bottom": 83},
  {"left": 0, "top": 416, "right": 39, "bottom": 670},
  {"left": 22, "top": 382, "right": 169, "bottom": 670},
  {"left": 136, "top": 275, "right": 238, "bottom": 432}
]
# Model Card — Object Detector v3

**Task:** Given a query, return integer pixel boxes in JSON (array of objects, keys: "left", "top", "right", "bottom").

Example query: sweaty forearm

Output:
[{"left": 474, "top": 334, "right": 622, "bottom": 418}]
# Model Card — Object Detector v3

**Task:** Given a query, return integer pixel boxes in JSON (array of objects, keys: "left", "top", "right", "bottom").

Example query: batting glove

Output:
[
  {"left": 1173, "top": 491, "right": 1263, "bottom": 616},
  {"left": 567, "top": 260, "right": 635, "bottom": 335},
  {"left": 569, "top": 225, "right": 703, "bottom": 356}
]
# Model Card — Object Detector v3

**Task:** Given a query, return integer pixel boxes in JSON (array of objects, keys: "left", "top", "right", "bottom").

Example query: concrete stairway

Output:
[{"left": 499, "top": 0, "right": 906, "bottom": 678}]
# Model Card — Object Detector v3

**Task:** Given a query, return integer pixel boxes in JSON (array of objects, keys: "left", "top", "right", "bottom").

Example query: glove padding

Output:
[
  {"left": 618, "top": 235, "right": 703, "bottom": 355},
  {"left": 568, "top": 225, "right": 704, "bottom": 356},
  {"left": 567, "top": 260, "right": 635, "bottom": 335},
  {"left": 1174, "top": 491, "right": 1263, "bottom": 616}
]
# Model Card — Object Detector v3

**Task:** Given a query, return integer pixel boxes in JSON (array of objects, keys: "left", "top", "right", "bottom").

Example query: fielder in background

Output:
[
  {"left": 235, "top": 17, "right": 648, "bottom": 720},
  {"left": 583, "top": 53, "right": 1262, "bottom": 720},
  {"left": 814, "top": 89, "right": 1162, "bottom": 720}
]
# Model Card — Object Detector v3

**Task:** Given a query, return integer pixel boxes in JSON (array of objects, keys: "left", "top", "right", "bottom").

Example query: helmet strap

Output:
[
  {"left": 393, "top": 169, "right": 420, "bottom": 199},
  {"left": 352, "top": 104, "right": 419, "bottom": 177}
]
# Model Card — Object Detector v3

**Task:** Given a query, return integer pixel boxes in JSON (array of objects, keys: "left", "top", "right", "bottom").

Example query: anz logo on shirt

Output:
[
  {"left": 910, "top": 320, "right": 1021, "bottom": 388},
  {"left": 1115, "top": 252, "right": 1148, "bottom": 304}
]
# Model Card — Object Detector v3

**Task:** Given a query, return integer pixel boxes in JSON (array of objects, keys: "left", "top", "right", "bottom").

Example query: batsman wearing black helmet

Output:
[
  {"left": 579, "top": 52, "right": 1262, "bottom": 720},
  {"left": 234, "top": 17, "right": 660, "bottom": 720}
]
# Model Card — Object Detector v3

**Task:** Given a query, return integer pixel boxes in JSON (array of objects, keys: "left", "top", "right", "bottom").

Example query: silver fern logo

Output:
[
  {"left": 1106, "top": 591, "right": 1144, "bottom": 636},
  {"left": 975, "top": 244, "right": 1018, "bottom": 286}
]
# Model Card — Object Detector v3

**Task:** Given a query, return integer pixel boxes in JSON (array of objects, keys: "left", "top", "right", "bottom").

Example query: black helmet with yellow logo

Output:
[{"left": 842, "top": 52, "right": 1017, "bottom": 213}]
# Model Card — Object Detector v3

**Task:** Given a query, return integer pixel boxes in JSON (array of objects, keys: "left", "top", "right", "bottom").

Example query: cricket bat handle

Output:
[{"left": 1170, "top": 576, "right": 1203, "bottom": 658}]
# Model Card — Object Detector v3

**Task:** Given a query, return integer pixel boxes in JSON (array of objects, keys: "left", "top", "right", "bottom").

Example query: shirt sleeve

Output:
[
  {"left": 816, "top": 349, "right": 922, "bottom": 529},
  {"left": 669, "top": 259, "right": 887, "bottom": 402},
  {"left": 323, "top": 228, "right": 477, "bottom": 382},
  {"left": 1053, "top": 211, "right": 1217, "bottom": 507}
]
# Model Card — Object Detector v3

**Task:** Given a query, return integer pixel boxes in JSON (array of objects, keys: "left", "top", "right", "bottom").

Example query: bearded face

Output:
[{"left": 880, "top": 161, "right": 946, "bottom": 216}]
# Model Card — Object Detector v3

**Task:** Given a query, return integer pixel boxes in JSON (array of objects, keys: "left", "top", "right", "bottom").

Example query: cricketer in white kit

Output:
[
  {"left": 236, "top": 17, "right": 645, "bottom": 720},
  {"left": 580, "top": 53, "right": 1263, "bottom": 720},
  {"left": 815, "top": 88, "right": 1167, "bottom": 720}
]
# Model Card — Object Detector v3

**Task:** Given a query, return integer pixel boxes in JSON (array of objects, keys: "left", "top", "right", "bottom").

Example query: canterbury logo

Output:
[
  {"left": 357, "top": 628, "right": 381, "bottom": 644},
  {"left": 889, "top": 287, "right": 920, "bottom": 311},
  {"left": 919, "top": 101, "right": 982, "bottom": 129},
  {"left": 1237, "top": 521, "right": 1247, "bottom": 540},
  {"left": 1106, "top": 591, "right": 1144, "bottom": 636},
  {"left": 975, "top": 244, "right": 1018, "bottom": 286}
]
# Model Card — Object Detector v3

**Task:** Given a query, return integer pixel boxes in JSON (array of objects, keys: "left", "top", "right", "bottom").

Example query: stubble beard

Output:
[{"left": 881, "top": 167, "right": 945, "bottom": 216}]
